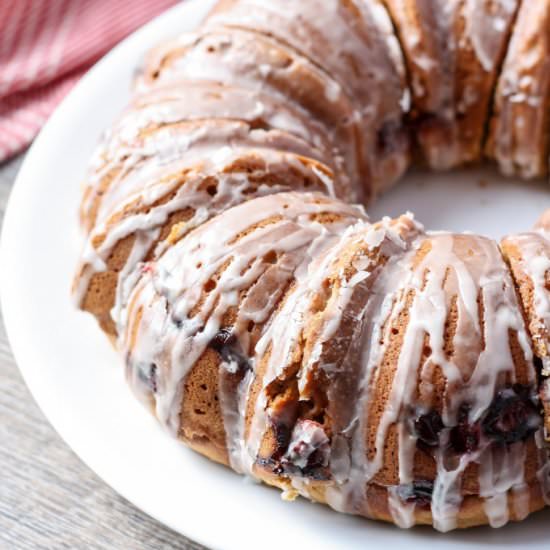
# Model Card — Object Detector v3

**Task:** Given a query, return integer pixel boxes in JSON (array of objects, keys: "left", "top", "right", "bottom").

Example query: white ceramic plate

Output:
[{"left": 1, "top": 1, "right": 549, "bottom": 548}]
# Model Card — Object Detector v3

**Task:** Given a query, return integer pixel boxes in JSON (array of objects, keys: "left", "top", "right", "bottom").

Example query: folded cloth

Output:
[{"left": 0, "top": 0, "right": 178, "bottom": 162}]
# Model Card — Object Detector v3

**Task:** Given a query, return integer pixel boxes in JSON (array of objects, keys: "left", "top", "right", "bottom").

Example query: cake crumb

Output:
[{"left": 281, "top": 488, "right": 299, "bottom": 501}]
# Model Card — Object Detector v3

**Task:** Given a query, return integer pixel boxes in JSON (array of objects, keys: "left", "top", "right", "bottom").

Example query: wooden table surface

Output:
[{"left": 0, "top": 155, "right": 205, "bottom": 550}]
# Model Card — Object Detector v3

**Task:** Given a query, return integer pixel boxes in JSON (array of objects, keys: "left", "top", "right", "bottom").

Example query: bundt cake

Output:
[{"left": 73, "top": 0, "right": 550, "bottom": 533}]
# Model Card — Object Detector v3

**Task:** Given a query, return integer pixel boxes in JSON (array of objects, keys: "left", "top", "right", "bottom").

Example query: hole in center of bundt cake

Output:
[{"left": 369, "top": 167, "right": 548, "bottom": 240}]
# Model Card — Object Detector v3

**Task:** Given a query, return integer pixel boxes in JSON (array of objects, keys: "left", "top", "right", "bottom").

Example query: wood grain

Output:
[{"left": 0, "top": 155, "right": 205, "bottom": 550}]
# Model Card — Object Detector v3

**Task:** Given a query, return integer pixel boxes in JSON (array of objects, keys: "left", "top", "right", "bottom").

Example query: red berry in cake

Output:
[
  {"left": 281, "top": 420, "right": 331, "bottom": 480},
  {"left": 482, "top": 385, "right": 541, "bottom": 445},
  {"left": 449, "top": 405, "right": 480, "bottom": 454},
  {"left": 209, "top": 329, "right": 250, "bottom": 375},
  {"left": 397, "top": 480, "right": 434, "bottom": 508},
  {"left": 414, "top": 409, "right": 444, "bottom": 448}
]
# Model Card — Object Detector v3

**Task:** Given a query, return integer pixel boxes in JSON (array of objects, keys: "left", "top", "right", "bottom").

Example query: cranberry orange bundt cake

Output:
[{"left": 74, "top": 0, "right": 550, "bottom": 532}]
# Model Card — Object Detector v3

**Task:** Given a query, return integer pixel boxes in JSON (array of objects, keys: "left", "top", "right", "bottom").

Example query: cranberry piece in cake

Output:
[
  {"left": 482, "top": 385, "right": 541, "bottom": 445},
  {"left": 414, "top": 409, "right": 444, "bottom": 448},
  {"left": 449, "top": 405, "right": 480, "bottom": 454},
  {"left": 397, "top": 480, "right": 434, "bottom": 508}
]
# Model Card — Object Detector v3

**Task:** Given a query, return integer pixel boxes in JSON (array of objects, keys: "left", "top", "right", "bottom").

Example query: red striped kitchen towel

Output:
[{"left": 0, "top": 0, "right": 179, "bottom": 163}]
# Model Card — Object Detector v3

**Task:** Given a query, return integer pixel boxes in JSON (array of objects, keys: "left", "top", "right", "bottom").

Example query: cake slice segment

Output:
[
  {"left": 501, "top": 211, "right": 550, "bottom": 439},
  {"left": 384, "top": 0, "right": 519, "bottom": 169},
  {"left": 486, "top": 0, "right": 550, "bottom": 179}
]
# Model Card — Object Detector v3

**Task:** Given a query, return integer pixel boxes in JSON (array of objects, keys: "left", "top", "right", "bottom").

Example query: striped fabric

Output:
[{"left": 0, "top": 0, "right": 178, "bottom": 162}]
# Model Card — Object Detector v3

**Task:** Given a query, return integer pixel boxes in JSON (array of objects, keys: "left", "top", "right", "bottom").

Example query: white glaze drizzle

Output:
[
  {"left": 74, "top": 144, "right": 336, "bottom": 326},
  {"left": 120, "top": 191, "right": 364, "bottom": 436},
  {"left": 80, "top": 80, "right": 346, "bottom": 228},
  {"left": 324, "top": 232, "right": 536, "bottom": 531},
  {"left": 73, "top": 74, "right": 356, "bottom": 329},
  {"left": 241, "top": 220, "right": 372, "bottom": 474}
]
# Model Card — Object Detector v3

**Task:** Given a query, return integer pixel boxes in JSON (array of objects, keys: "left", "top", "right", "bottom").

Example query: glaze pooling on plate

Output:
[{"left": 71, "top": 0, "right": 550, "bottom": 534}]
